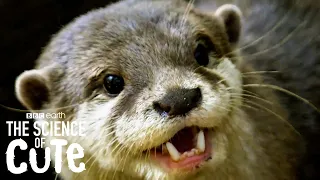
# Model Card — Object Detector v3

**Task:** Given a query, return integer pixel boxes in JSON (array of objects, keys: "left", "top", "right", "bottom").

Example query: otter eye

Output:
[
  {"left": 194, "top": 36, "right": 217, "bottom": 66},
  {"left": 103, "top": 75, "right": 124, "bottom": 96},
  {"left": 194, "top": 43, "right": 210, "bottom": 66}
]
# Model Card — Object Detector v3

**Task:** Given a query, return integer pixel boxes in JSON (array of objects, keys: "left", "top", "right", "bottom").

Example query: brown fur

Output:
[{"left": 15, "top": 0, "right": 305, "bottom": 179}]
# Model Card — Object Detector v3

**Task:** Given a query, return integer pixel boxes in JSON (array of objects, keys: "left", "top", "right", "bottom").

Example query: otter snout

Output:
[{"left": 153, "top": 87, "right": 202, "bottom": 117}]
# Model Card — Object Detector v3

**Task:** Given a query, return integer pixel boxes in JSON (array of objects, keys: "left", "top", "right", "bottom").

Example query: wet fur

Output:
[{"left": 14, "top": 0, "right": 319, "bottom": 179}]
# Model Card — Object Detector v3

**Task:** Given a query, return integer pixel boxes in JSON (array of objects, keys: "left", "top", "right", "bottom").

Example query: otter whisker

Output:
[
  {"left": 214, "top": 104, "right": 233, "bottom": 113},
  {"left": 112, "top": 132, "right": 140, "bottom": 158},
  {"left": 86, "top": 155, "right": 100, "bottom": 179},
  {"left": 240, "top": 20, "right": 307, "bottom": 58},
  {"left": 0, "top": 102, "right": 81, "bottom": 113},
  {"left": 143, "top": 148, "right": 150, "bottom": 169},
  {"left": 243, "top": 84, "right": 320, "bottom": 113},
  {"left": 216, "top": 78, "right": 227, "bottom": 85},
  {"left": 226, "top": 5, "right": 292, "bottom": 56},
  {"left": 140, "top": 128, "right": 154, "bottom": 165},
  {"left": 241, "top": 71, "right": 280, "bottom": 75},
  {"left": 120, "top": 142, "right": 137, "bottom": 173},
  {"left": 53, "top": 158, "right": 67, "bottom": 180},
  {"left": 290, "top": 34, "right": 320, "bottom": 58},
  {"left": 228, "top": 98, "right": 260, "bottom": 112},
  {"left": 226, "top": 87, "right": 264, "bottom": 100},
  {"left": 109, "top": 137, "right": 123, "bottom": 156},
  {"left": 240, "top": 71, "right": 280, "bottom": 82},
  {"left": 228, "top": 95, "right": 289, "bottom": 128},
  {"left": 111, "top": 144, "right": 135, "bottom": 180},
  {"left": 239, "top": 103, "right": 260, "bottom": 111},
  {"left": 241, "top": 89, "right": 265, "bottom": 98},
  {"left": 180, "top": 0, "right": 194, "bottom": 29},
  {"left": 213, "top": 104, "right": 258, "bottom": 162},
  {"left": 76, "top": 151, "right": 101, "bottom": 180},
  {"left": 54, "top": 173, "right": 59, "bottom": 180},
  {"left": 177, "top": 0, "right": 194, "bottom": 61},
  {"left": 86, "top": 129, "right": 118, "bottom": 179},
  {"left": 0, "top": 93, "right": 108, "bottom": 113},
  {"left": 113, "top": 137, "right": 144, "bottom": 169},
  {"left": 230, "top": 93, "right": 274, "bottom": 105},
  {"left": 191, "top": 66, "right": 202, "bottom": 74},
  {"left": 108, "top": 142, "right": 133, "bottom": 179},
  {"left": 243, "top": 99, "right": 301, "bottom": 137}
]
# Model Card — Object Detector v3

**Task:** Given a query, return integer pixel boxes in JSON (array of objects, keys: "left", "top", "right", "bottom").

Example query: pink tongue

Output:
[
  {"left": 152, "top": 152, "right": 211, "bottom": 170},
  {"left": 150, "top": 128, "right": 212, "bottom": 171},
  {"left": 151, "top": 132, "right": 212, "bottom": 171}
]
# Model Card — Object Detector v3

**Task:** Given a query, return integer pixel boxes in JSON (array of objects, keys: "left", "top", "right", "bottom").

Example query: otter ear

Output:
[
  {"left": 215, "top": 4, "right": 242, "bottom": 45},
  {"left": 15, "top": 68, "right": 51, "bottom": 111}
]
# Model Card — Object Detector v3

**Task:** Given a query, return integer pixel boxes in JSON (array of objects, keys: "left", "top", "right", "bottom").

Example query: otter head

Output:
[{"left": 14, "top": 0, "right": 301, "bottom": 179}]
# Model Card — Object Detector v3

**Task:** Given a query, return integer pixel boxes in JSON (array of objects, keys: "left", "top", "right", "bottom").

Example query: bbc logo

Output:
[{"left": 26, "top": 113, "right": 45, "bottom": 119}]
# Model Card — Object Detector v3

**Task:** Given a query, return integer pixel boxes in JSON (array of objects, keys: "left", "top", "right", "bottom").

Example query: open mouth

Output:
[{"left": 147, "top": 127, "right": 212, "bottom": 170}]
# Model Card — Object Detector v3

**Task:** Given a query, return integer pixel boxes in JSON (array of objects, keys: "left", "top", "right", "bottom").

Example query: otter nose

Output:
[{"left": 153, "top": 88, "right": 202, "bottom": 117}]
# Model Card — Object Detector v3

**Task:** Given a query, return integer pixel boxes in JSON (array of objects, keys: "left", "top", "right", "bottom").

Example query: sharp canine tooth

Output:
[
  {"left": 166, "top": 142, "right": 181, "bottom": 161},
  {"left": 197, "top": 130, "right": 205, "bottom": 152}
]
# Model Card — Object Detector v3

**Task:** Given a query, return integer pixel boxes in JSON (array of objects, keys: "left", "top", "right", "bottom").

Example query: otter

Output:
[{"left": 14, "top": 0, "right": 320, "bottom": 179}]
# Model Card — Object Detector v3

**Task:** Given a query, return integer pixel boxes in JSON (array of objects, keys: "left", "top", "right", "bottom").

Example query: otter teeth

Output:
[
  {"left": 196, "top": 130, "right": 205, "bottom": 153},
  {"left": 166, "top": 142, "right": 181, "bottom": 161},
  {"left": 165, "top": 130, "right": 206, "bottom": 161}
]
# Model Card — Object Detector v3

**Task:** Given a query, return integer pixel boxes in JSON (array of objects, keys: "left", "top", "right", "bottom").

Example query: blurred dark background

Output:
[{"left": 1, "top": 0, "right": 117, "bottom": 179}]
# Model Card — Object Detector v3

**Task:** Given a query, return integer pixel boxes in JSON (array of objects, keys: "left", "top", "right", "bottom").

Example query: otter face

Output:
[{"left": 15, "top": 1, "right": 259, "bottom": 179}]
